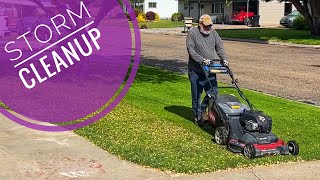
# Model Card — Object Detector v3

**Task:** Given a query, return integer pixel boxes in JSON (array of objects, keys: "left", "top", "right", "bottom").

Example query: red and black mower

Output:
[{"left": 202, "top": 61, "right": 299, "bottom": 159}]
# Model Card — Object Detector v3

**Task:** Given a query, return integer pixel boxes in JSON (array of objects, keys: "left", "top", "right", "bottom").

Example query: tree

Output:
[
  {"left": 265, "top": 0, "right": 320, "bottom": 36},
  {"left": 29, "top": 0, "right": 110, "bottom": 29}
]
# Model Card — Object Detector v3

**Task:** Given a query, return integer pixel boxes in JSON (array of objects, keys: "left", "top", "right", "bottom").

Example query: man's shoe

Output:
[{"left": 194, "top": 118, "right": 205, "bottom": 127}]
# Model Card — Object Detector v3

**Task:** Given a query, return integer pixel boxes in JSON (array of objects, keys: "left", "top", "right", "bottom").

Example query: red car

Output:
[{"left": 231, "top": 7, "right": 255, "bottom": 25}]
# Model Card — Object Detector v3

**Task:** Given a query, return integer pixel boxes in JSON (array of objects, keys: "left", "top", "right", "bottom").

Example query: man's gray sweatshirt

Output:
[{"left": 186, "top": 27, "right": 228, "bottom": 72}]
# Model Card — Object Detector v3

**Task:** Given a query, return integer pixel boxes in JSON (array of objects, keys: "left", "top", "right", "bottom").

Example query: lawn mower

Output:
[{"left": 201, "top": 60, "right": 299, "bottom": 159}]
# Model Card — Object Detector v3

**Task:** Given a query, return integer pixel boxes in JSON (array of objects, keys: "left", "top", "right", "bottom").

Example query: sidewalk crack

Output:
[{"left": 251, "top": 168, "right": 261, "bottom": 180}]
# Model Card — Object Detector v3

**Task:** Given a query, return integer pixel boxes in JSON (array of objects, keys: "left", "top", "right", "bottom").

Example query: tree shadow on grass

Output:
[
  {"left": 133, "top": 64, "right": 186, "bottom": 84},
  {"left": 164, "top": 105, "right": 215, "bottom": 136},
  {"left": 140, "top": 56, "right": 188, "bottom": 74}
]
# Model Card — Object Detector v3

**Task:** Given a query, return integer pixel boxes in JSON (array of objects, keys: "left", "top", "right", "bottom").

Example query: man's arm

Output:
[
  {"left": 213, "top": 30, "right": 228, "bottom": 62},
  {"left": 186, "top": 31, "right": 205, "bottom": 64}
]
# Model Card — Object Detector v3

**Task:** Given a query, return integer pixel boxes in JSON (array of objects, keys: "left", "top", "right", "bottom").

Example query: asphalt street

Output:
[{"left": 140, "top": 33, "right": 320, "bottom": 106}]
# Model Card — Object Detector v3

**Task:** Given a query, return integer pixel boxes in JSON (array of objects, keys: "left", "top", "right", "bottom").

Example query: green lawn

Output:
[
  {"left": 75, "top": 65, "right": 320, "bottom": 173},
  {"left": 130, "top": 20, "right": 184, "bottom": 29},
  {"left": 0, "top": 102, "right": 9, "bottom": 110},
  {"left": 216, "top": 28, "right": 320, "bottom": 45}
]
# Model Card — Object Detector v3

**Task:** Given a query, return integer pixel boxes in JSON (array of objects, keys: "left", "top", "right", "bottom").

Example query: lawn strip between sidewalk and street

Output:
[{"left": 216, "top": 28, "right": 320, "bottom": 45}]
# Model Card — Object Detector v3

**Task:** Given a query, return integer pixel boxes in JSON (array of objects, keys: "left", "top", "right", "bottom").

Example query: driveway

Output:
[{"left": 140, "top": 33, "right": 320, "bottom": 106}]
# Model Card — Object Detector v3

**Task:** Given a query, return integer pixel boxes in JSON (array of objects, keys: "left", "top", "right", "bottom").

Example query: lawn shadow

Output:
[
  {"left": 140, "top": 56, "right": 188, "bottom": 74},
  {"left": 134, "top": 60, "right": 187, "bottom": 84},
  {"left": 164, "top": 105, "right": 215, "bottom": 136}
]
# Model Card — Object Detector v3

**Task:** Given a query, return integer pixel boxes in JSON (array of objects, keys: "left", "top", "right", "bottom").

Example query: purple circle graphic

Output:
[{"left": 0, "top": 0, "right": 141, "bottom": 131}]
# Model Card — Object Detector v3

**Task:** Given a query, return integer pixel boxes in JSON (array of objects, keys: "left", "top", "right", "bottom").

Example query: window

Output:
[
  {"left": 284, "top": 3, "right": 293, "bottom": 16},
  {"left": 190, "top": 3, "right": 194, "bottom": 10},
  {"left": 212, "top": 2, "right": 223, "bottom": 14},
  {"left": 184, "top": 3, "right": 188, "bottom": 10},
  {"left": 149, "top": 2, "right": 157, "bottom": 8}
]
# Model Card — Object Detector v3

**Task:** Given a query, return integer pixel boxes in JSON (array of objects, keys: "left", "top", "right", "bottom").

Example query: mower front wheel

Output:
[
  {"left": 214, "top": 126, "right": 228, "bottom": 145},
  {"left": 287, "top": 140, "right": 299, "bottom": 155},
  {"left": 243, "top": 144, "right": 256, "bottom": 159}
]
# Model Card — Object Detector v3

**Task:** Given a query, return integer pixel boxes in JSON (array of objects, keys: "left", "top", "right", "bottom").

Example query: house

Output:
[
  {"left": 0, "top": 0, "right": 37, "bottom": 32},
  {"left": 131, "top": 0, "right": 296, "bottom": 25},
  {"left": 0, "top": 0, "right": 54, "bottom": 32},
  {"left": 131, "top": 0, "right": 179, "bottom": 19},
  {"left": 178, "top": 0, "right": 296, "bottom": 25}
]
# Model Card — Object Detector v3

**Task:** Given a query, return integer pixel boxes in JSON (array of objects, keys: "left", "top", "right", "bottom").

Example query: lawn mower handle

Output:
[{"left": 201, "top": 62, "right": 257, "bottom": 111}]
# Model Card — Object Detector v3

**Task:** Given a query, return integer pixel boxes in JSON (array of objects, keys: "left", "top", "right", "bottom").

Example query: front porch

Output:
[{"left": 178, "top": 0, "right": 258, "bottom": 24}]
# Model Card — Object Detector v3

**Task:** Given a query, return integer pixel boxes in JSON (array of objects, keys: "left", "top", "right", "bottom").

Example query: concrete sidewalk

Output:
[{"left": 1, "top": 114, "right": 319, "bottom": 180}]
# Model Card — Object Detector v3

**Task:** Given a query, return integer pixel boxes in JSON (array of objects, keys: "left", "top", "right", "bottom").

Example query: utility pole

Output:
[
  {"left": 198, "top": 0, "right": 201, "bottom": 21},
  {"left": 246, "top": 0, "right": 249, "bottom": 25},
  {"left": 222, "top": 0, "right": 225, "bottom": 25}
]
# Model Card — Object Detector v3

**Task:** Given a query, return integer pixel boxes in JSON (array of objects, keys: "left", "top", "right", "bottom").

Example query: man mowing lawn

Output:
[{"left": 186, "top": 14, "right": 229, "bottom": 126}]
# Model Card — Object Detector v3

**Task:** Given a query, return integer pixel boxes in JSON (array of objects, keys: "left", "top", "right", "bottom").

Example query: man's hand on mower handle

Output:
[
  {"left": 221, "top": 60, "right": 229, "bottom": 67},
  {"left": 202, "top": 59, "right": 211, "bottom": 66}
]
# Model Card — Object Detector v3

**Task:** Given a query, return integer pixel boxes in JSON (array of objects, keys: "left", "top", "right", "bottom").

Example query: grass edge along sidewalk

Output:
[
  {"left": 216, "top": 28, "right": 320, "bottom": 45},
  {"left": 74, "top": 65, "right": 320, "bottom": 174}
]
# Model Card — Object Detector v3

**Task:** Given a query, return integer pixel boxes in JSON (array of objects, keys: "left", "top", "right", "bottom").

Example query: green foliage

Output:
[
  {"left": 293, "top": 15, "right": 310, "bottom": 30},
  {"left": 140, "top": 24, "right": 148, "bottom": 29},
  {"left": 171, "top": 12, "right": 184, "bottom": 22},
  {"left": 155, "top": 13, "right": 160, "bottom": 21},
  {"left": 129, "top": 20, "right": 184, "bottom": 29},
  {"left": 125, "top": 13, "right": 131, "bottom": 21},
  {"left": 75, "top": 65, "right": 320, "bottom": 173},
  {"left": 134, "top": 8, "right": 142, "bottom": 17},
  {"left": 137, "top": 12, "right": 146, "bottom": 22},
  {"left": 0, "top": 102, "right": 9, "bottom": 110}
]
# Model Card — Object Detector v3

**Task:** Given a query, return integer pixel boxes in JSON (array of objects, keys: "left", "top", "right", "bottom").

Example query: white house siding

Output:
[
  {"left": 144, "top": 0, "right": 179, "bottom": 19},
  {"left": 259, "top": 0, "right": 285, "bottom": 25}
]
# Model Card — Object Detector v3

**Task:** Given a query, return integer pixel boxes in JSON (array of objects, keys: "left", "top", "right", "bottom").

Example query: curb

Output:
[
  {"left": 267, "top": 41, "right": 320, "bottom": 49},
  {"left": 221, "top": 37, "right": 268, "bottom": 44}
]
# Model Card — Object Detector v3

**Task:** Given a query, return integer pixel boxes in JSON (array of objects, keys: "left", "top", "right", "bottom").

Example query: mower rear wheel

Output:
[
  {"left": 287, "top": 140, "right": 299, "bottom": 155},
  {"left": 214, "top": 126, "right": 228, "bottom": 145},
  {"left": 243, "top": 144, "right": 256, "bottom": 159}
]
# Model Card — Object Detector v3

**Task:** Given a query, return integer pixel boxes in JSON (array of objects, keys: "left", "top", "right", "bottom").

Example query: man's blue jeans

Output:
[{"left": 188, "top": 70, "right": 218, "bottom": 120}]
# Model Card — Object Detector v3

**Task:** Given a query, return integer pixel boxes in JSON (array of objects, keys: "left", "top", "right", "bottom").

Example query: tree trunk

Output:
[
  {"left": 311, "top": 17, "right": 320, "bottom": 36},
  {"left": 310, "top": 0, "right": 320, "bottom": 36}
]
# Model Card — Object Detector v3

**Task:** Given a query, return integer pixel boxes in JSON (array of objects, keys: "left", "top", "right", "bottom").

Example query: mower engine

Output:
[{"left": 240, "top": 111, "right": 272, "bottom": 133}]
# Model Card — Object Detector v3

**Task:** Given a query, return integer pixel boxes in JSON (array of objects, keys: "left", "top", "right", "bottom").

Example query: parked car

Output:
[
  {"left": 231, "top": 7, "right": 255, "bottom": 25},
  {"left": 280, "top": 10, "right": 301, "bottom": 27}
]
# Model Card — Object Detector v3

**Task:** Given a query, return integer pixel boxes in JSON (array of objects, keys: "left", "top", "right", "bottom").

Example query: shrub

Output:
[
  {"left": 155, "top": 13, "right": 160, "bottom": 21},
  {"left": 138, "top": 12, "right": 146, "bottom": 22},
  {"left": 171, "top": 12, "right": 184, "bottom": 22},
  {"left": 146, "top": 11, "right": 156, "bottom": 21},
  {"left": 134, "top": 9, "right": 142, "bottom": 17},
  {"left": 140, "top": 24, "right": 148, "bottom": 29},
  {"left": 125, "top": 13, "right": 131, "bottom": 21},
  {"left": 293, "top": 15, "right": 310, "bottom": 30}
]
